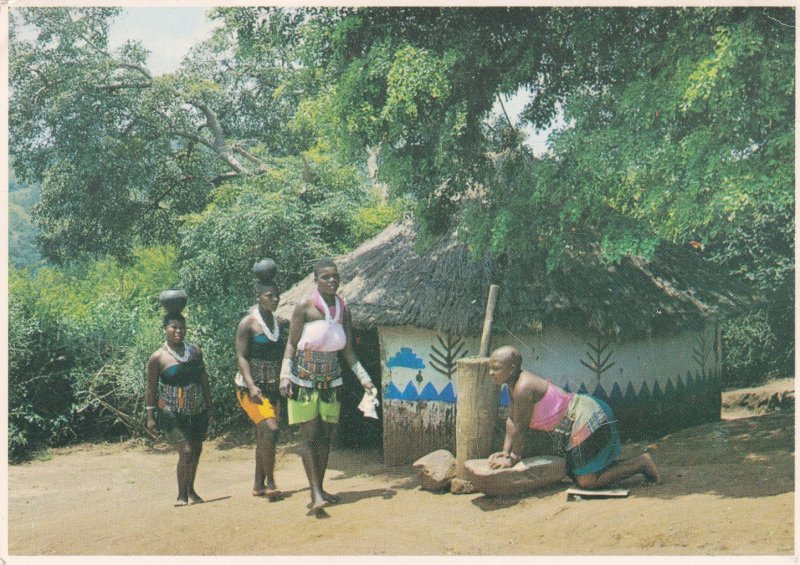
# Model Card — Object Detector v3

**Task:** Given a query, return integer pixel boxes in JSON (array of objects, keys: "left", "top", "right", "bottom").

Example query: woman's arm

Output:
[
  {"left": 280, "top": 302, "right": 306, "bottom": 397},
  {"left": 197, "top": 347, "right": 212, "bottom": 412},
  {"left": 489, "top": 381, "right": 536, "bottom": 468},
  {"left": 508, "top": 388, "right": 535, "bottom": 463},
  {"left": 488, "top": 413, "right": 516, "bottom": 465},
  {"left": 145, "top": 352, "right": 161, "bottom": 434},
  {"left": 339, "top": 306, "right": 357, "bottom": 368},
  {"left": 235, "top": 315, "right": 262, "bottom": 400},
  {"left": 340, "top": 307, "right": 377, "bottom": 395}
]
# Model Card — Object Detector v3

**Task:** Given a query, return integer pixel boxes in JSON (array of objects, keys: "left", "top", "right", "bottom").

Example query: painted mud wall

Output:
[{"left": 379, "top": 325, "right": 721, "bottom": 465}]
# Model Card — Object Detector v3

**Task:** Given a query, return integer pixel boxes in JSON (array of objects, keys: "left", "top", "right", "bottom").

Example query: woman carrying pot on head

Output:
[
  {"left": 234, "top": 259, "right": 286, "bottom": 499},
  {"left": 145, "top": 290, "right": 213, "bottom": 506}
]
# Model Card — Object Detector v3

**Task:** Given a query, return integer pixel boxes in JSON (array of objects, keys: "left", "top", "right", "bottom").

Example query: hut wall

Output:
[{"left": 379, "top": 325, "right": 721, "bottom": 465}]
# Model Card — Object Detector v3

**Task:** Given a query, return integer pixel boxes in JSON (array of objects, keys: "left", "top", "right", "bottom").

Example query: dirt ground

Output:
[{"left": 6, "top": 379, "right": 795, "bottom": 557}]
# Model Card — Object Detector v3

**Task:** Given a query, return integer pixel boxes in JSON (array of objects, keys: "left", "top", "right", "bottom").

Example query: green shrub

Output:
[
  {"left": 721, "top": 309, "right": 784, "bottom": 388},
  {"left": 8, "top": 246, "right": 180, "bottom": 460},
  {"left": 8, "top": 284, "right": 76, "bottom": 461}
]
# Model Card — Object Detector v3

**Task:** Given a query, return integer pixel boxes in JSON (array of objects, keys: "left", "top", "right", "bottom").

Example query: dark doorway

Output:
[{"left": 337, "top": 328, "right": 383, "bottom": 447}]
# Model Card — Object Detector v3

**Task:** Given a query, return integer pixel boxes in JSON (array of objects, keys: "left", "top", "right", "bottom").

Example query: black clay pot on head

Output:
[
  {"left": 252, "top": 258, "right": 277, "bottom": 284},
  {"left": 159, "top": 289, "right": 188, "bottom": 315}
]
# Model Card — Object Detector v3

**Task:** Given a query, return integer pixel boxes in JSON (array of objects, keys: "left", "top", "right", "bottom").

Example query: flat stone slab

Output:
[
  {"left": 463, "top": 456, "right": 567, "bottom": 496},
  {"left": 566, "top": 487, "right": 629, "bottom": 501},
  {"left": 413, "top": 449, "right": 456, "bottom": 491}
]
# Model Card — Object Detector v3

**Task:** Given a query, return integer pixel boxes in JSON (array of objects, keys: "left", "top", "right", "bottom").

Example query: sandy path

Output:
[{"left": 7, "top": 400, "right": 794, "bottom": 556}]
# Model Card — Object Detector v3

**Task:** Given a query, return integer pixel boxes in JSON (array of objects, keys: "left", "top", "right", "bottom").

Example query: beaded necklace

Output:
[
  {"left": 254, "top": 306, "right": 280, "bottom": 342},
  {"left": 165, "top": 341, "right": 192, "bottom": 363}
]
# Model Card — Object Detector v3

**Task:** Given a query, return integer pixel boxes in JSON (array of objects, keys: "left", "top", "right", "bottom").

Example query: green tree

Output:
[
  {"left": 10, "top": 8, "right": 307, "bottom": 262},
  {"left": 178, "top": 151, "right": 387, "bottom": 303},
  {"left": 288, "top": 7, "right": 793, "bottom": 378},
  {"left": 9, "top": 166, "right": 43, "bottom": 268},
  {"left": 285, "top": 8, "right": 792, "bottom": 270}
]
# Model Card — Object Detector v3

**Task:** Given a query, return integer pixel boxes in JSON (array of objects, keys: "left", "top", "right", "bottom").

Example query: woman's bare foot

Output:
[
  {"left": 311, "top": 497, "right": 329, "bottom": 511},
  {"left": 641, "top": 452, "right": 662, "bottom": 484},
  {"left": 321, "top": 491, "right": 340, "bottom": 504},
  {"left": 188, "top": 491, "right": 205, "bottom": 504}
]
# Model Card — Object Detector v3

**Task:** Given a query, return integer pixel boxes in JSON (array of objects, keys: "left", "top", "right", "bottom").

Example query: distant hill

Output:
[{"left": 9, "top": 171, "right": 43, "bottom": 268}]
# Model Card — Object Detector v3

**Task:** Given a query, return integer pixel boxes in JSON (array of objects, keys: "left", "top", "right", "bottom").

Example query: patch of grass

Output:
[{"left": 34, "top": 450, "right": 53, "bottom": 462}]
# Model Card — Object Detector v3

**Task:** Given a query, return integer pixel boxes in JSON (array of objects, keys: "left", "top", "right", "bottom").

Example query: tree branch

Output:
[
  {"left": 183, "top": 97, "right": 249, "bottom": 174},
  {"left": 95, "top": 81, "right": 151, "bottom": 91},
  {"left": 114, "top": 61, "right": 152, "bottom": 80},
  {"left": 232, "top": 144, "right": 269, "bottom": 170}
]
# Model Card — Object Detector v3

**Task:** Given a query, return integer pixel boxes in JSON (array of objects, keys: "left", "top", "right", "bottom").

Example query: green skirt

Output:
[{"left": 287, "top": 386, "right": 340, "bottom": 425}]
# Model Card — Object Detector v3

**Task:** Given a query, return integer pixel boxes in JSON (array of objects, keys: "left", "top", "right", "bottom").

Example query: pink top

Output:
[
  {"left": 528, "top": 383, "right": 574, "bottom": 431},
  {"left": 297, "top": 320, "right": 346, "bottom": 352},
  {"left": 296, "top": 289, "right": 347, "bottom": 352}
]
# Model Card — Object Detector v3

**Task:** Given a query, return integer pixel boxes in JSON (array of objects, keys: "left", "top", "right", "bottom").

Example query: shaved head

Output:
[{"left": 490, "top": 345, "right": 521, "bottom": 368}]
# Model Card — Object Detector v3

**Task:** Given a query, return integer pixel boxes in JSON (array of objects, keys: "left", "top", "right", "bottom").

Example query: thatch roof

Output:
[{"left": 276, "top": 221, "right": 748, "bottom": 338}]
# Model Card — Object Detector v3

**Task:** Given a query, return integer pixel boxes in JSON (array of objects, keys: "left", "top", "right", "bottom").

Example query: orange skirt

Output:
[{"left": 236, "top": 388, "right": 279, "bottom": 424}]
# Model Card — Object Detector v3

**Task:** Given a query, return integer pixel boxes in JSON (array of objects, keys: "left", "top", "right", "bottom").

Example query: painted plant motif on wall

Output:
[
  {"left": 429, "top": 334, "right": 469, "bottom": 380},
  {"left": 580, "top": 337, "right": 615, "bottom": 381},
  {"left": 693, "top": 329, "right": 715, "bottom": 379}
]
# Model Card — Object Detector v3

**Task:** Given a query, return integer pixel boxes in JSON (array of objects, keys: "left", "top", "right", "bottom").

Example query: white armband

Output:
[
  {"left": 351, "top": 361, "right": 373, "bottom": 388},
  {"left": 280, "top": 358, "right": 293, "bottom": 381}
]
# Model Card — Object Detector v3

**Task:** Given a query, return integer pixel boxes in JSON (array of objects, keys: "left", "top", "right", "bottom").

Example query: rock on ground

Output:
[
  {"left": 413, "top": 449, "right": 456, "bottom": 491},
  {"left": 450, "top": 477, "right": 476, "bottom": 494},
  {"left": 464, "top": 456, "right": 567, "bottom": 496}
]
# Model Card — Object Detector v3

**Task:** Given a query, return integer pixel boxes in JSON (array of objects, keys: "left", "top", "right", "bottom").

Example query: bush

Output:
[
  {"left": 8, "top": 285, "right": 76, "bottom": 461},
  {"left": 721, "top": 309, "right": 786, "bottom": 388},
  {"left": 8, "top": 246, "right": 180, "bottom": 460}
]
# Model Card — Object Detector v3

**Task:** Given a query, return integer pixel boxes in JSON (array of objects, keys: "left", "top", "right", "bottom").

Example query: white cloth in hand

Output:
[{"left": 358, "top": 389, "right": 380, "bottom": 419}]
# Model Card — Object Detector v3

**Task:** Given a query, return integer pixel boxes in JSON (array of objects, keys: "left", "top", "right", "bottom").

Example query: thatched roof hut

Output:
[
  {"left": 276, "top": 221, "right": 742, "bottom": 338},
  {"left": 277, "top": 221, "right": 742, "bottom": 464}
]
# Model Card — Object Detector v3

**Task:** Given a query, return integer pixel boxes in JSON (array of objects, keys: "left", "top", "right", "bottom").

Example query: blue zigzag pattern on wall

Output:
[
  {"left": 419, "top": 382, "right": 439, "bottom": 401},
  {"left": 383, "top": 380, "right": 458, "bottom": 403},
  {"left": 439, "top": 382, "right": 456, "bottom": 403},
  {"left": 401, "top": 381, "right": 419, "bottom": 401},
  {"left": 384, "top": 373, "right": 716, "bottom": 411},
  {"left": 384, "top": 381, "right": 403, "bottom": 400}
]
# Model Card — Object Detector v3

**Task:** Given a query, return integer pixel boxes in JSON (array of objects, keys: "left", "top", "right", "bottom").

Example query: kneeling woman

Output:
[
  {"left": 488, "top": 345, "right": 660, "bottom": 488},
  {"left": 146, "top": 291, "right": 212, "bottom": 506},
  {"left": 234, "top": 259, "right": 286, "bottom": 498}
]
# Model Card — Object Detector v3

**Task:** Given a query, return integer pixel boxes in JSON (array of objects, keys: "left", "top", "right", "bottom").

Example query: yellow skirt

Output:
[{"left": 236, "top": 389, "right": 279, "bottom": 424}]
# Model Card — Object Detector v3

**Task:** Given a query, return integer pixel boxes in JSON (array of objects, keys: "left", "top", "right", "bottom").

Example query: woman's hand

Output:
[
  {"left": 248, "top": 385, "right": 264, "bottom": 404},
  {"left": 279, "top": 378, "right": 293, "bottom": 398},
  {"left": 488, "top": 451, "right": 516, "bottom": 469},
  {"left": 147, "top": 415, "right": 157, "bottom": 435},
  {"left": 279, "top": 358, "right": 293, "bottom": 398}
]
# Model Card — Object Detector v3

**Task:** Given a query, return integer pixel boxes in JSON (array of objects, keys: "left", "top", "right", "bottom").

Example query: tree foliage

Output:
[
  {"left": 289, "top": 6, "right": 794, "bottom": 377},
  {"left": 178, "top": 151, "right": 388, "bottom": 303},
  {"left": 8, "top": 167, "right": 43, "bottom": 268},
  {"left": 9, "top": 7, "right": 361, "bottom": 262},
  {"left": 285, "top": 8, "right": 793, "bottom": 272}
]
